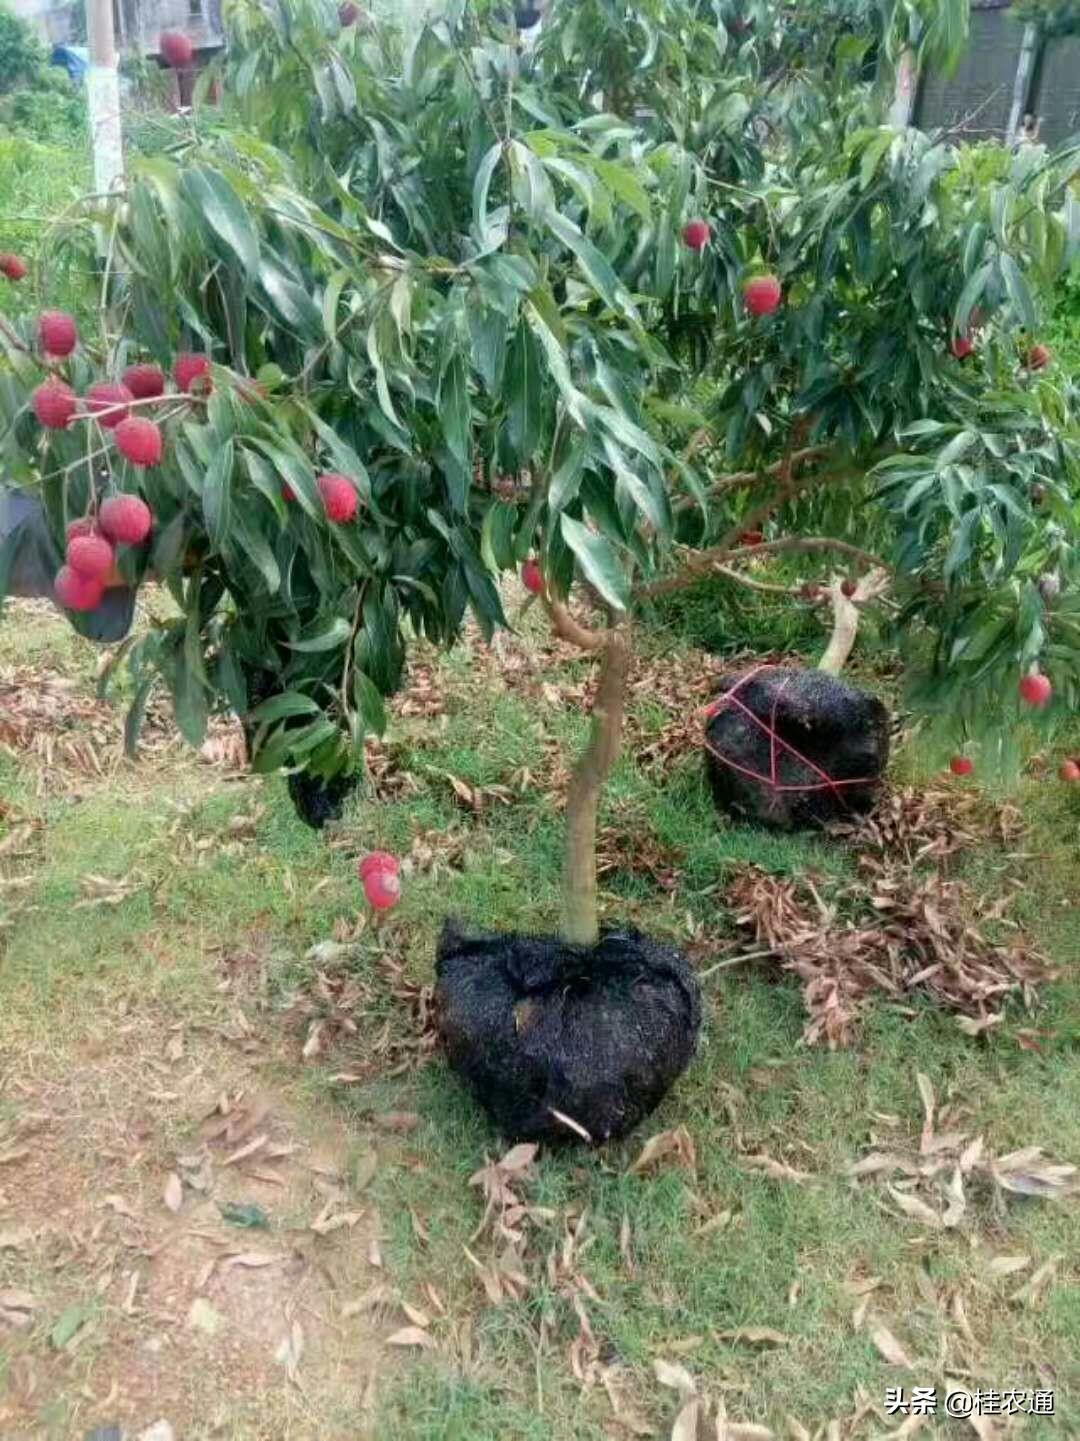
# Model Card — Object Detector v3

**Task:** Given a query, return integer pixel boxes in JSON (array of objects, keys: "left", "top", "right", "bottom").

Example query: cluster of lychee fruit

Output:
[
  {"left": 28, "top": 309, "right": 361, "bottom": 531},
  {"left": 55, "top": 496, "right": 154, "bottom": 612},
  {"left": 679, "top": 222, "right": 783, "bottom": 316}
]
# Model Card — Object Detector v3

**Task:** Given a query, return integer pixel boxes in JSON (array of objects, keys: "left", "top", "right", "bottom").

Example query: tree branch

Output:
[
  {"left": 818, "top": 568, "right": 890, "bottom": 676},
  {"left": 637, "top": 535, "right": 890, "bottom": 602}
]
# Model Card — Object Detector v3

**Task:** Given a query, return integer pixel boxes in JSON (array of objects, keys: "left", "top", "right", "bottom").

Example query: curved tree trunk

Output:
[{"left": 561, "top": 626, "right": 630, "bottom": 947}]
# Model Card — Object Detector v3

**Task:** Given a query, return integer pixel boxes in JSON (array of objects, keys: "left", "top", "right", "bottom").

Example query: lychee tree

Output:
[{"left": 1, "top": 0, "right": 1078, "bottom": 948}]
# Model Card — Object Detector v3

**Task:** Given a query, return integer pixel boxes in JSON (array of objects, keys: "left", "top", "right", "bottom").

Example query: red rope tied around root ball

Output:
[{"left": 701, "top": 664, "right": 877, "bottom": 805}]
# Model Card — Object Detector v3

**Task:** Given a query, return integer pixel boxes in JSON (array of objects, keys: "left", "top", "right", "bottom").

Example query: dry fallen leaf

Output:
[
  {"left": 375, "top": 1112, "right": 420, "bottom": 1133},
  {"left": 629, "top": 1126, "right": 697, "bottom": 1178},
  {"left": 715, "top": 1328, "right": 791, "bottom": 1347},
  {"left": 0, "top": 1226, "right": 31, "bottom": 1251},
  {"left": 163, "top": 1173, "right": 183, "bottom": 1214},
  {"left": 1009, "top": 1255, "right": 1060, "bottom": 1308},
  {"left": 887, "top": 1185, "right": 943, "bottom": 1228},
  {"left": 743, "top": 1153, "right": 809, "bottom": 1183},
  {"left": 987, "top": 1254, "right": 1031, "bottom": 1278},
  {"left": 671, "top": 1398, "right": 702, "bottom": 1441},
  {"left": 222, "top": 1250, "right": 280, "bottom": 1269},
  {"left": 386, "top": 1325, "right": 436, "bottom": 1349},
  {"left": 869, "top": 1323, "right": 914, "bottom": 1369},
  {"left": 652, "top": 1358, "right": 697, "bottom": 1398}
]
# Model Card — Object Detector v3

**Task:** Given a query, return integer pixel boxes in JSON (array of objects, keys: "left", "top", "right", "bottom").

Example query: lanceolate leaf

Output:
[{"left": 560, "top": 514, "right": 629, "bottom": 612}]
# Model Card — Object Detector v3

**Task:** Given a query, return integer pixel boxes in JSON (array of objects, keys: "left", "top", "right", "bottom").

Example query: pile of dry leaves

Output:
[{"left": 727, "top": 786, "right": 1054, "bottom": 1048}]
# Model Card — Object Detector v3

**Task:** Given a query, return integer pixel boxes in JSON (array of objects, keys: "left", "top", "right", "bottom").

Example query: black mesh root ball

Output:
[
  {"left": 704, "top": 665, "right": 889, "bottom": 830},
  {"left": 434, "top": 921, "right": 701, "bottom": 1144}
]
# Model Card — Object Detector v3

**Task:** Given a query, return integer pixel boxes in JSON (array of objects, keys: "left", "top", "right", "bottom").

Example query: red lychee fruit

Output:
[
  {"left": 115, "top": 416, "right": 163, "bottom": 468},
  {"left": 949, "top": 755, "right": 974, "bottom": 776},
  {"left": 339, "top": 1, "right": 361, "bottom": 23},
  {"left": 951, "top": 334, "right": 974, "bottom": 360},
  {"left": 66, "top": 516, "right": 97, "bottom": 543},
  {"left": 359, "top": 851, "right": 398, "bottom": 883},
  {"left": 359, "top": 851, "right": 401, "bottom": 911},
  {"left": 744, "top": 275, "right": 783, "bottom": 317},
  {"left": 282, "top": 484, "right": 297, "bottom": 503},
  {"left": 1060, "top": 760, "right": 1080, "bottom": 783},
  {"left": 682, "top": 219, "right": 711, "bottom": 252},
  {"left": 317, "top": 472, "right": 358, "bottom": 523},
  {"left": 1019, "top": 672, "right": 1052, "bottom": 708},
  {"left": 174, "top": 352, "right": 212, "bottom": 394},
  {"left": 841, "top": 578, "right": 857, "bottom": 598},
  {"left": 86, "top": 381, "right": 133, "bottom": 429},
  {"left": 99, "top": 494, "right": 154, "bottom": 545},
  {"left": 0, "top": 253, "right": 27, "bottom": 281},
  {"left": 32, "top": 378, "right": 77, "bottom": 430},
  {"left": 55, "top": 565, "right": 105, "bottom": 612},
  {"left": 1025, "top": 343, "right": 1052, "bottom": 371},
  {"left": 159, "top": 30, "right": 194, "bottom": 66},
  {"left": 521, "top": 559, "right": 543, "bottom": 595},
  {"left": 66, "top": 532, "right": 115, "bottom": 581},
  {"left": 122, "top": 362, "right": 166, "bottom": 399},
  {"left": 740, "top": 529, "right": 764, "bottom": 547},
  {"left": 38, "top": 310, "right": 78, "bottom": 357}
]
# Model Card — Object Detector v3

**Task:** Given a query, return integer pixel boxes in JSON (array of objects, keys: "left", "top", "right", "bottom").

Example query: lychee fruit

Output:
[
  {"left": 86, "top": 381, "right": 133, "bottom": 429},
  {"left": 841, "top": 578, "right": 857, "bottom": 598},
  {"left": 951, "top": 334, "right": 974, "bottom": 360},
  {"left": 682, "top": 219, "right": 711, "bottom": 252},
  {"left": 159, "top": 30, "right": 194, "bottom": 66},
  {"left": 38, "top": 310, "right": 78, "bottom": 357},
  {"left": 521, "top": 559, "right": 543, "bottom": 595},
  {"left": 949, "top": 756, "right": 974, "bottom": 776},
  {"left": 317, "top": 472, "right": 358, "bottom": 523},
  {"left": 1060, "top": 760, "right": 1080, "bottom": 783},
  {"left": 282, "top": 484, "right": 297, "bottom": 503},
  {"left": 66, "top": 532, "right": 115, "bottom": 581},
  {"left": 0, "top": 253, "right": 27, "bottom": 281},
  {"left": 1025, "top": 343, "right": 1052, "bottom": 371},
  {"left": 122, "top": 362, "right": 166, "bottom": 399},
  {"left": 744, "top": 275, "right": 782, "bottom": 317},
  {"left": 339, "top": 1, "right": 361, "bottom": 23},
  {"left": 740, "top": 529, "right": 764, "bottom": 547},
  {"left": 55, "top": 565, "right": 105, "bottom": 612},
  {"left": 1019, "top": 672, "right": 1052, "bottom": 708},
  {"left": 32, "top": 379, "right": 77, "bottom": 430},
  {"left": 174, "top": 352, "right": 211, "bottom": 394},
  {"left": 359, "top": 852, "right": 401, "bottom": 912},
  {"left": 115, "top": 416, "right": 163, "bottom": 468},
  {"left": 99, "top": 494, "right": 154, "bottom": 545},
  {"left": 66, "top": 516, "right": 97, "bottom": 543},
  {"left": 359, "top": 851, "right": 398, "bottom": 883}
]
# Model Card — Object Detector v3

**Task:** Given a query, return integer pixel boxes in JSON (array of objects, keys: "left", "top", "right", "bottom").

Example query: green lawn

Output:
[{"left": 2, "top": 592, "right": 1079, "bottom": 1439}]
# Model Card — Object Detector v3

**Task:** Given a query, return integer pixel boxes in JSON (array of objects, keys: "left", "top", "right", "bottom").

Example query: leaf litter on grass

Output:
[{"left": 726, "top": 785, "right": 1055, "bottom": 1048}]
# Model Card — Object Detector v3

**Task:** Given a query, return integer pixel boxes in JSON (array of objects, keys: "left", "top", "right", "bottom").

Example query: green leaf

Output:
[
  {"left": 505, "top": 323, "right": 542, "bottom": 462},
  {"left": 202, "top": 439, "right": 234, "bottom": 548},
  {"left": 1000, "top": 253, "right": 1036, "bottom": 333},
  {"left": 182, "top": 167, "right": 260, "bottom": 274},
  {"left": 288, "top": 617, "right": 352, "bottom": 652},
  {"left": 935, "top": 430, "right": 978, "bottom": 471},
  {"left": 439, "top": 352, "right": 471, "bottom": 469},
  {"left": 219, "top": 1202, "right": 270, "bottom": 1229},
  {"left": 481, "top": 501, "right": 517, "bottom": 573},
  {"left": 559, "top": 514, "right": 628, "bottom": 611},
  {"left": 50, "top": 1304, "right": 90, "bottom": 1351},
  {"left": 249, "top": 691, "right": 320, "bottom": 723},
  {"left": 543, "top": 208, "right": 637, "bottom": 320},
  {"left": 352, "top": 668, "right": 387, "bottom": 734},
  {"left": 124, "top": 675, "right": 156, "bottom": 759}
]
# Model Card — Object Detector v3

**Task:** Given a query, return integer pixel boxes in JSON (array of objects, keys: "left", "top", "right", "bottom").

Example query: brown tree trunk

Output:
[{"left": 561, "top": 625, "right": 630, "bottom": 947}]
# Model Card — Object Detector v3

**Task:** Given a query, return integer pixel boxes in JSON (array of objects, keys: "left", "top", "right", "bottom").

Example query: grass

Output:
[{"left": 2, "top": 594, "right": 1080, "bottom": 1439}]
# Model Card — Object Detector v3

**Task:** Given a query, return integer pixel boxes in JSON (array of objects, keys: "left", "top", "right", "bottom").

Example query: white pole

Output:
[
  {"left": 1006, "top": 24, "right": 1039, "bottom": 146},
  {"left": 86, "top": 0, "right": 124, "bottom": 203}
]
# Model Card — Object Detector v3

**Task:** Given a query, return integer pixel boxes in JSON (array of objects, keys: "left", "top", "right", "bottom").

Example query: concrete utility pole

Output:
[
  {"left": 1006, "top": 24, "right": 1039, "bottom": 146},
  {"left": 86, "top": 0, "right": 125, "bottom": 202}
]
